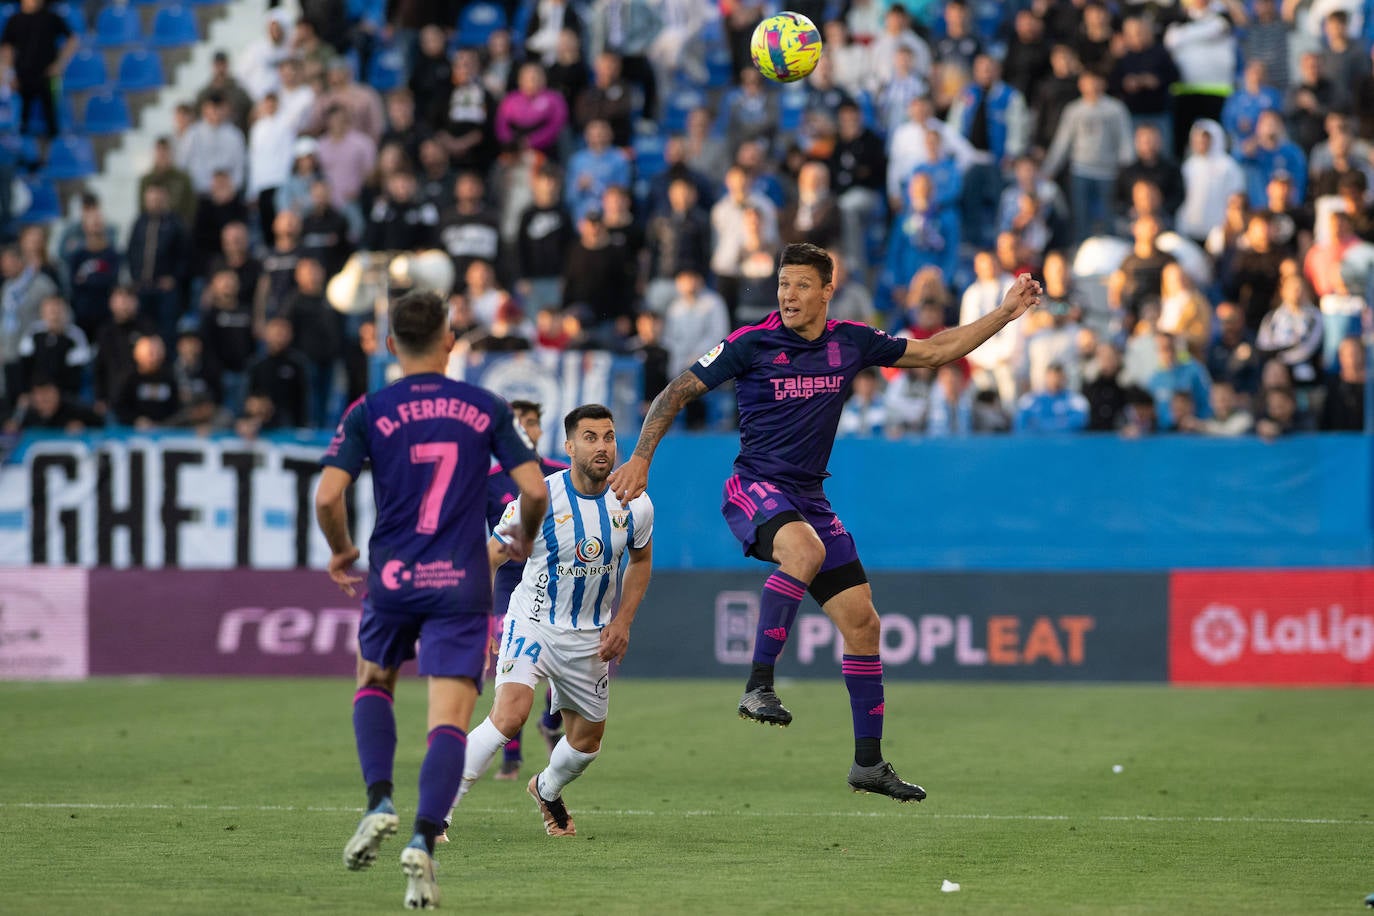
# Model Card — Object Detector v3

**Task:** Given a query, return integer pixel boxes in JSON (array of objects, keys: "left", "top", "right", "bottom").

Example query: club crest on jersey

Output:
[
  {"left": 575, "top": 536, "right": 605, "bottom": 563},
  {"left": 827, "top": 340, "right": 842, "bottom": 368},
  {"left": 501, "top": 660, "right": 515, "bottom": 674},
  {"left": 610, "top": 511, "right": 629, "bottom": 529},
  {"left": 698, "top": 342, "right": 725, "bottom": 367}
]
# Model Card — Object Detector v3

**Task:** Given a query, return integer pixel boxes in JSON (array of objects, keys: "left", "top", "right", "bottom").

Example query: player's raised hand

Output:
[
  {"left": 998, "top": 272, "right": 1043, "bottom": 321},
  {"left": 328, "top": 547, "right": 363, "bottom": 597},
  {"left": 607, "top": 454, "right": 649, "bottom": 506}
]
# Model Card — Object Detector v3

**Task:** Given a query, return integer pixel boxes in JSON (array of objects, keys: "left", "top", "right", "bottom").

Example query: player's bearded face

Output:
[
  {"left": 569, "top": 420, "right": 616, "bottom": 483},
  {"left": 776, "top": 264, "right": 832, "bottom": 335}
]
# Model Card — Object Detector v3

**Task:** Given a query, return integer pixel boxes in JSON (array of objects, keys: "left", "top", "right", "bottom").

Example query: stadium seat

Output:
[
  {"left": 0, "top": 5, "right": 13, "bottom": 36},
  {"left": 93, "top": 5, "right": 143, "bottom": 48},
  {"left": 704, "top": 49, "right": 733, "bottom": 88},
  {"left": 51, "top": 3, "right": 88, "bottom": 35},
  {"left": 660, "top": 88, "right": 705, "bottom": 134},
  {"left": 83, "top": 90, "right": 133, "bottom": 135},
  {"left": 115, "top": 48, "right": 166, "bottom": 91},
  {"left": 148, "top": 5, "right": 200, "bottom": 48},
  {"left": 366, "top": 45, "right": 406, "bottom": 92},
  {"left": 779, "top": 89, "right": 808, "bottom": 133},
  {"left": 350, "top": 0, "right": 386, "bottom": 28},
  {"left": 43, "top": 134, "right": 97, "bottom": 180},
  {"left": 632, "top": 134, "right": 667, "bottom": 180},
  {"left": 16, "top": 177, "right": 61, "bottom": 225},
  {"left": 456, "top": 1, "right": 506, "bottom": 48},
  {"left": 0, "top": 134, "right": 41, "bottom": 168},
  {"left": 22, "top": 95, "right": 75, "bottom": 137},
  {"left": 63, "top": 49, "right": 108, "bottom": 93}
]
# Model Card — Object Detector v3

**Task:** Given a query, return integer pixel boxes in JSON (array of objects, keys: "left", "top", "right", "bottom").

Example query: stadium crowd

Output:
[{"left": 1, "top": 0, "right": 1371, "bottom": 439}]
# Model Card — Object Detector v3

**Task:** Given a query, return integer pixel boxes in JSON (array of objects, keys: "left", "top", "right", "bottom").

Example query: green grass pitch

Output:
[{"left": 2, "top": 678, "right": 1372, "bottom": 914}]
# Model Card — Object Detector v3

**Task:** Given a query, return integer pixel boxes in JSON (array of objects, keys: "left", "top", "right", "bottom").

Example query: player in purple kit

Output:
[
  {"left": 608, "top": 243, "right": 1040, "bottom": 801},
  {"left": 316, "top": 289, "right": 548, "bottom": 909},
  {"left": 485, "top": 400, "right": 568, "bottom": 781}
]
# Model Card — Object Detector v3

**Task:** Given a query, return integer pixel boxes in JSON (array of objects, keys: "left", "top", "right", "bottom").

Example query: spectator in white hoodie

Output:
[{"left": 1177, "top": 119, "right": 1246, "bottom": 242}]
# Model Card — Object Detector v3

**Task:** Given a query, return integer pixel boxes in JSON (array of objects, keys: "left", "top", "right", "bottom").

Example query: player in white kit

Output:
[{"left": 445, "top": 404, "right": 654, "bottom": 837}]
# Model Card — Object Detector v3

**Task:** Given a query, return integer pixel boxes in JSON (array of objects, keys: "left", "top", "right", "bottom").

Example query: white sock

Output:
[
  {"left": 537, "top": 736, "right": 599, "bottom": 800},
  {"left": 449, "top": 718, "right": 510, "bottom": 813}
]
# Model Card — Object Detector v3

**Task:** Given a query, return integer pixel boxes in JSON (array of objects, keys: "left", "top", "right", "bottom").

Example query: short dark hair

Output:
[
  {"left": 388, "top": 290, "right": 448, "bottom": 355},
  {"left": 779, "top": 242, "right": 834, "bottom": 286},
  {"left": 564, "top": 403, "right": 614, "bottom": 438},
  {"left": 510, "top": 399, "right": 542, "bottom": 417}
]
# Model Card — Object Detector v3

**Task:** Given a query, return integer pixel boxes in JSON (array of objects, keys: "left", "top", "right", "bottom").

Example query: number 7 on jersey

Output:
[{"left": 410, "top": 442, "right": 457, "bottom": 534}]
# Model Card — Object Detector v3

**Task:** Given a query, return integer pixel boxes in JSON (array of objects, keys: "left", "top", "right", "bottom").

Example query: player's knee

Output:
[
  {"left": 568, "top": 734, "right": 601, "bottom": 754},
  {"left": 355, "top": 658, "right": 397, "bottom": 691},
  {"left": 844, "top": 611, "right": 882, "bottom": 653},
  {"left": 775, "top": 530, "right": 825, "bottom": 581}
]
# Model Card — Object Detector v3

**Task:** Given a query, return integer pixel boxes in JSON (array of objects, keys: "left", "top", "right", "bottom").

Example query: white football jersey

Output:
[{"left": 495, "top": 470, "right": 653, "bottom": 631}]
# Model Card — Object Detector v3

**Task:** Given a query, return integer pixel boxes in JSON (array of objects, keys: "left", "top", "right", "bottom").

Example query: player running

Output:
[
  {"left": 316, "top": 290, "right": 548, "bottom": 909},
  {"left": 485, "top": 400, "right": 569, "bottom": 782},
  {"left": 446, "top": 404, "right": 653, "bottom": 838},
  {"left": 607, "top": 243, "right": 1040, "bottom": 802}
]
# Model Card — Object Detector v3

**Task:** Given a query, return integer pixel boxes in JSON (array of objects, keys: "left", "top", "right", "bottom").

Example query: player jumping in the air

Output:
[
  {"left": 484, "top": 400, "right": 569, "bottom": 782},
  {"left": 446, "top": 404, "right": 653, "bottom": 837},
  {"left": 316, "top": 290, "right": 547, "bottom": 909},
  {"left": 608, "top": 243, "right": 1040, "bottom": 802}
]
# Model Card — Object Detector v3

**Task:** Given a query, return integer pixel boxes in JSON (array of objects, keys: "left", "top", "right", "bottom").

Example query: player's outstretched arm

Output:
[
  {"left": 505, "top": 460, "right": 549, "bottom": 561},
  {"left": 599, "top": 540, "right": 652, "bottom": 662},
  {"left": 315, "top": 466, "right": 363, "bottom": 596},
  {"left": 894, "top": 273, "right": 1043, "bottom": 369},
  {"left": 609, "top": 371, "right": 708, "bottom": 504}
]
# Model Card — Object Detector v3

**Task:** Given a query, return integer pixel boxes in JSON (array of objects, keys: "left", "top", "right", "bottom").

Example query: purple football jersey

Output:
[
  {"left": 321, "top": 372, "right": 538, "bottom": 615},
  {"left": 690, "top": 312, "right": 907, "bottom": 492}
]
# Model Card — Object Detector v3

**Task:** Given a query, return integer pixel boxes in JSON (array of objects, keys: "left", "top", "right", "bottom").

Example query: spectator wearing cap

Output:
[
  {"left": 1221, "top": 61, "right": 1283, "bottom": 150},
  {"left": 1238, "top": 110, "right": 1306, "bottom": 210},
  {"left": 177, "top": 95, "right": 248, "bottom": 196},
  {"left": 316, "top": 106, "right": 378, "bottom": 214},
  {"left": 247, "top": 91, "right": 299, "bottom": 233},
  {"left": 495, "top": 63, "right": 569, "bottom": 159},
  {"left": 303, "top": 59, "right": 385, "bottom": 142},
  {"left": 1013, "top": 363, "right": 1089, "bottom": 434},
  {"left": 1042, "top": 69, "right": 1134, "bottom": 244},
  {"left": 197, "top": 51, "right": 255, "bottom": 134},
  {"left": 565, "top": 120, "right": 632, "bottom": 222}
]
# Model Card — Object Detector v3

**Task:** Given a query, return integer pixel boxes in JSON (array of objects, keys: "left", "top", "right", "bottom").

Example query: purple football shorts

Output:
[
  {"left": 358, "top": 601, "right": 489, "bottom": 684},
  {"left": 720, "top": 473, "right": 859, "bottom": 571}
]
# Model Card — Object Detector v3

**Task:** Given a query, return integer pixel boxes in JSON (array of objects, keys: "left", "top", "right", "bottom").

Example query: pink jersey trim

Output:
[{"left": 725, "top": 311, "right": 782, "bottom": 343}]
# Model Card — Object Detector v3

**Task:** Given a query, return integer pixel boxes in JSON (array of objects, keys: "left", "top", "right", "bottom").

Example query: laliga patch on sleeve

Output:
[{"left": 698, "top": 342, "right": 725, "bottom": 367}]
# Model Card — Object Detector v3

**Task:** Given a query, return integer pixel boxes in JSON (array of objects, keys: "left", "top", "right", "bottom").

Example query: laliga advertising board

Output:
[{"left": 1170, "top": 571, "right": 1374, "bottom": 684}]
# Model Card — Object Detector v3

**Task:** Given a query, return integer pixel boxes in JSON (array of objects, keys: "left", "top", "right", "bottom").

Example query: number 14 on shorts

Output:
[{"left": 505, "top": 635, "right": 542, "bottom": 666}]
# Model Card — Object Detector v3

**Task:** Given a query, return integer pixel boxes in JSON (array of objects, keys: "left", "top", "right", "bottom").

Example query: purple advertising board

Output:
[{"left": 88, "top": 570, "right": 361, "bottom": 676}]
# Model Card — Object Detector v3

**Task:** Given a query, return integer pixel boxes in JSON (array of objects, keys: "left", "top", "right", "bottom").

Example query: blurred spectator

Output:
[
  {"left": 1146, "top": 332, "right": 1212, "bottom": 429},
  {"left": 435, "top": 50, "right": 498, "bottom": 175},
  {"left": 1178, "top": 379, "right": 1254, "bottom": 435},
  {"left": 780, "top": 162, "right": 841, "bottom": 250},
  {"left": 1001, "top": 9, "right": 1052, "bottom": 101},
  {"left": 563, "top": 210, "right": 635, "bottom": 343},
  {"left": 359, "top": 141, "right": 411, "bottom": 217},
  {"left": 821, "top": 20, "right": 869, "bottom": 96},
  {"left": 1075, "top": 2, "right": 1116, "bottom": 78},
  {"left": 575, "top": 52, "right": 635, "bottom": 147},
  {"left": 65, "top": 211, "right": 122, "bottom": 340},
  {"left": 947, "top": 55, "right": 1028, "bottom": 243},
  {"left": 275, "top": 58, "right": 316, "bottom": 133},
  {"left": 644, "top": 178, "right": 711, "bottom": 312},
  {"left": 1109, "top": 215, "right": 1175, "bottom": 325},
  {"left": 646, "top": 136, "right": 714, "bottom": 219},
  {"left": 409, "top": 26, "right": 452, "bottom": 128},
  {"left": 192, "top": 171, "right": 249, "bottom": 280},
  {"left": 280, "top": 258, "right": 341, "bottom": 426},
  {"left": 469, "top": 300, "right": 535, "bottom": 353},
  {"left": 248, "top": 92, "right": 300, "bottom": 233},
  {"left": 317, "top": 106, "right": 378, "bottom": 213},
  {"left": 416, "top": 139, "right": 454, "bottom": 207},
  {"left": 548, "top": 29, "right": 591, "bottom": 110},
  {"left": 276, "top": 138, "right": 324, "bottom": 217},
  {"left": 1319, "top": 11, "right": 1368, "bottom": 100},
  {"left": 495, "top": 63, "right": 569, "bottom": 159},
  {"left": 3, "top": 377, "right": 102, "bottom": 434},
  {"left": 240, "top": 318, "right": 310, "bottom": 433},
  {"left": 1259, "top": 171, "right": 1309, "bottom": 256},
  {"left": 1356, "top": 47, "right": 1374, "bottom": 140},
  {"left": 1310, "top": 132, "right": 1374, "bottom": 201},
  {"left": 1205, "top": 191, "right": 1253, "bottom": 282},
  {"left": 236, "top": 9, "right": 294, "bottom": 101},
  {"left": 209, "top": 223, "right": 262, "bottom": 313},
  {"left": 1225, "top": 214, "right": 1284, "bottom": 330},
  {"left": 0, "top": 0, "right": 78, "bottom": 145},
  {"left": 92, "top": 287, "right": 155, "bottom": 414},
  {"left": 1031, "top": 45, "right": 1083, "bottom": 157},
  {"left": 684, "top": 107, "right": 731, "bottom": 184},
  {"left": 299, "top": 180, "right": 353, "bottom": 278},
  {"left": 177, "top": 95, "right": 248, "bottom": 196},
  {"left": 827, "top": 252, "right": 875, "bottom": 324},
  {"left": 364, "top": 171, "right": 441, "bottom": 251},
  {"left": 601, "top": 184, "right": 643, "bottom": 288},
  {"left": 1083, "top": 341, "right": 1128, "bottom": 430},
  {"left": 1205, "top": 301, "right": 1263, "bottom": 399},
  {"left": 439, "top": 171, "right": 503, "bottom": 294},
  {"left": 1120, "top": 385, "right": 1159, "bottom": 437},
  {"left": 1117, "top": 125, "right": 1184, "bottom": 219},
  {"left": 196, "top": 51, "right": 254, "bottom": 134},
  {"left": 1283, "top": 53, "right": 1338, "bottom": 155},
  {"left": 1222, "top": 61, "right": 1283, "bottom": 149},
  {"left": 711, "top": 166, "right": 779, "bottom": 314},
  {"left": 960, "top": 251, "right": 1018, "bottom": 406},
  {"left": 876, "top": 46, "right": 930, "bottom": 140},
  {"left": 199, "top": 268, "right": 254, "bottom": 412},
  {"left": 828, "top": 102, "right": 887, "bottom": 277},
  {"left": 17, "top": 295, "right": 88, "bottom": 397},
  {"left": 1257, "top": 271, "right": 1324, "bottom": 385},
  {"left": 870, "top": 6, "right": 932, "bottom": 88},
  {"left": 1320, "top": 336, "right": 1365, "bottom": 430},
  {"left": 1240, "top": 0, "right": 1289, "bottom": 91},
  {"left": 1157, "top": 262, "right": 1212, "bottom": 357},
  {"left": 565, "top": 120, "right": 632, "bottom": 221},
  {"left": 650, "top": 0, "right": 709, "bottom": 88},
  {"left": 662, "top": 268, "right": 728, "bottom": 426},
  {"left": 126, "top": 185, "right": 191, "bottom": 344},
  {"left": 481, "top": 29, "right": 517, "bottom": 96},
  {"left": 516, "top": 167, "right": 573, "bottom": 313},
  {"left": 1014, "top": 363, "right": 1089, "bottom": 433},
  {"left": 718, "top": 68, "right": 780, "bottom": 154},
  {"left": 881, "top": 173, "right": 959, "bottom": 317},
  {"left": 1110, "top": 17, "right": 1180, "bottom": 150},
  {"left": 1304, "top": 211, "right": 1374, "bottom": 307},
  {"left": 1021, "top": 288, "right": 1084, "bottom": 394},
  {"left": 257, "top": 210, "right": 303, "bottom": 326},
  {"left": 1255, "top": 384, "right": 1309, "bottom": 439},
  {"left": 998, "top": 157, "right": 1069, "bottom": 248},
  {"left": 838, "top": 368, "right": 888, "bottom": 437},
  {"left": 1043, "top": 70, "right": 1134, "bottom": 244},
  {"left": 305, "top": 60, "right": 385, "bottom": 142},
  {"left": 626, "top": 309, "right": 670, "bottom": 408},
  {"left": 1163, "top": 0, "right": 1237, "bottom": 160},
  {"left": 379, "top": 90, "right": 424, "bottom": 168},
  {"left": 167, "top": 328, "right": 225, "bottom": 431},
  {"left": 934, "top": 1, "right": 983, "bottom": 71},
  {"left": 57, "top": 193, "right": 116, "bottom": 262},
  {"left": 113, "top": 336, "right": 178, "bottom": 429},
  {"left": 140, "top": 138, "right": 197, "bottom": 230},
  {"left": 458, "top": 260, "right": 510, "bottom": 328},
  {"left": 1166, "top": 389, "right": 1201, "bottom": 433},
  {"left": 525, "top": 0, "right": 583, "bottom": 68},
  {"left": 883, "top": 363, "right": 932, "bottom": 434},
  {"left": 909, "top": 128, "right": 964, "bottom": 212},
  {"left": 732, "top": 206, "right": 782, "bottom": 327}
]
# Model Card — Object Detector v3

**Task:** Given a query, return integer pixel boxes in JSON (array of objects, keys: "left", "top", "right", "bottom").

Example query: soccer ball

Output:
[{"left": 750, "top": 12, "right": 823, "bottom": 84}]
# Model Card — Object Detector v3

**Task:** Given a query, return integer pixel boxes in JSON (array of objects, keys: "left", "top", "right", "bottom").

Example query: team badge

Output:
[
  {"left": 611, "top": 511, "right": 629, "bottom": 529},
  {"left": 698, "top": 342, "right": 725, "bottom": 367},
  {"left": 827, "top": 340, "right": 842, "bottom": 368},
  {"left": 575, "top": 537, "right": 605, "bottom": 563},
  {"left": 501, "top": 660, "right": 515, "bottom": 674}
]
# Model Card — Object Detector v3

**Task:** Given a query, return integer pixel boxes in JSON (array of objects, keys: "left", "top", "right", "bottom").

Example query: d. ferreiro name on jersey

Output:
[
  {"left": 374, "top": 397, "right": 493, "bottom": 436},
  {"left": 770, "top": 375, "right": 845, "bottom": 399}
]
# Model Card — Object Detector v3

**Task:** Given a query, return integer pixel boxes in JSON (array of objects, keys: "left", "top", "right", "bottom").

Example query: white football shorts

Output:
[{"left": 493, "top": 615, "right": 610, "bottom": 723}]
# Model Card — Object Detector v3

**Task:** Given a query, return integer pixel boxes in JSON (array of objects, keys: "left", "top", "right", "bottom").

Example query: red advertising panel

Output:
[{"left": 1170, "top": 570, "right": 1374, "bottom": 685}]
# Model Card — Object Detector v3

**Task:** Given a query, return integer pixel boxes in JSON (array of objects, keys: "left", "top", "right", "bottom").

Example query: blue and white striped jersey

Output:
[{"left": 495, "top": 470, "right": 653, "bottom": 631}]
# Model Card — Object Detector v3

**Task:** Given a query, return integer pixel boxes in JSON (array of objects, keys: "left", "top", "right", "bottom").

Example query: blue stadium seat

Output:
[
  {"left": 43, "top": 134, "right": 97, "bottom": 180},
  {"left": 83, "top": 90, "right": 132, "bottom": 135},
  {"left": 779, "top": 89, "right": 808, "bottom": 133},
  {"left": 17, "top": 177, "right": 62, "bottom": 225},
  {"left": 511, "top": 0, "right": 536, "bottom": 38},
  {"left": 115, "top": 48, "right": 166, "bottom": 91},
  {"left": 22, "top": 95, "right": 75, "bottom": 137},
  {"left": 63, "top": 48, "right": 108, "bottom": 93},
  {"left": 148, "top": 5, "right": 199, "bottom": 48},
  {"left": 456, "top": 1, "right": 506, "bottom": 48},
  {"left": 660, "top": 88, "right": 705, "bottom": 134},
  {"left": 366, "top": 44, "right": 405, "bottom": 92},
  {"left": 350, "top": 0, "right": 386, "bottom": 28},
  {"left": 51, "top": 3, "right": 88, "bottom": 35},
  {"left": 633, "top": 134, "right": 667, "bottom": 180},
  {"left": 0, "top": 5, "right": 13, "bottom": 36},
  {"left": 0, "top": 98, "right": 16, "bottom": 135},
  {"left": 0, "top": 134, "right": 42, "bottom": 168},
  {"left": 93, "top": 5, "right": 143, "bottom": 48},
  {"left": 704, "top": 49, "right": 733, "bottom": 88}
]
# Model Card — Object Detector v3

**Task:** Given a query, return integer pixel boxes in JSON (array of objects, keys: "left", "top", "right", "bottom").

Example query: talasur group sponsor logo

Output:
[{"left": 1170, "top": 571, "right": 1374, "bottom": 684}]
